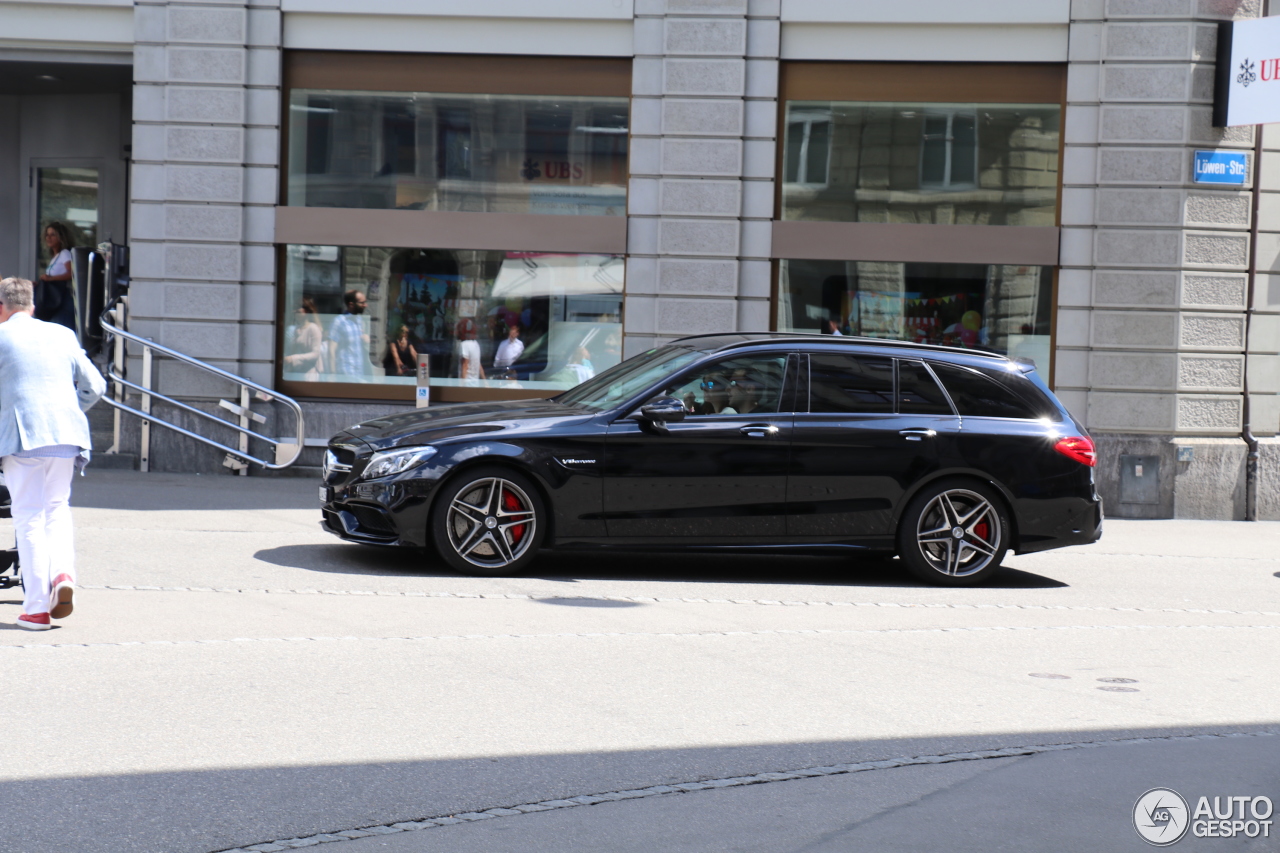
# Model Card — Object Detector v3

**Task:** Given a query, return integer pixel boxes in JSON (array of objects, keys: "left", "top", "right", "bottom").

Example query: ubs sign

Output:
[{"left": 1215, "top": 15, "right": 1280, "bottom": 126}]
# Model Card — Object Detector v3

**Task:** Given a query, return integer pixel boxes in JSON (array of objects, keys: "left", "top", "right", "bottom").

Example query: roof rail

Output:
[{"left": 672, "top": 332, "right": 1009, "bottom": 360}]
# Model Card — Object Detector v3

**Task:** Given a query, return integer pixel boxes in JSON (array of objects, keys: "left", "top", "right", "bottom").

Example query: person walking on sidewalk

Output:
[{"left": 0, "top": 277, "right": 105, "bottom": 630}]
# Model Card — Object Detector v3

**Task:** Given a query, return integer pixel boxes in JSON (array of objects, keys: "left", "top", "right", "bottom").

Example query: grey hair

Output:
[{"left": 0, "top": 277, "right": 34, "bottom": 312}]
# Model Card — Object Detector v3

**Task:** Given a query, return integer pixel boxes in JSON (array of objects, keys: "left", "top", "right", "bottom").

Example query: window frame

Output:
[{"left": 918, "top": 109, "right": 979, "bottom": 191}]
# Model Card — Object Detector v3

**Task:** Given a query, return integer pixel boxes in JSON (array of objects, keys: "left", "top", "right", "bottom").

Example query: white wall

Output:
[
  {"left": 780, "top": 0, "right": 1070, "bottom": 25},
  {"left": 781, "top": 22, "right": 1069, "bottom": 62},
  {"left": 283, "top": 14, "right": 634, "bottom": 56},
  {"left": 0, "top": 2, "right": 133, "bottom": 52},
  {"left": 281, "top": 0, "right": 632, "bottom": 18}
]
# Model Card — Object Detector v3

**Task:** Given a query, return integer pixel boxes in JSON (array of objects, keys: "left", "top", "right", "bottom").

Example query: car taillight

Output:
[{"left": 1054, "top": 436, "right": 1096, "bottom": 467}]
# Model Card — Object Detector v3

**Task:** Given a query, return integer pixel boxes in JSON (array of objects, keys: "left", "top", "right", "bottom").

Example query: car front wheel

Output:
[
  {"left": 897, "top": 480, "right": 1009, "bottom": 586},
  {"left": 431, "top": 466, "right": 545, "bottom": 576}
]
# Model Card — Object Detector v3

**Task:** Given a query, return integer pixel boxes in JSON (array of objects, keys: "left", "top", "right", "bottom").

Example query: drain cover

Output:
[
  {"left": 1098, "top": 686, "right": 1140, "bottom": 692},
  {"left": 1029, "top": 673, "right": 1070, "bottom": 679},
  {"left": 1097, "top": 677, "right": 1138, "bottom": 683}
]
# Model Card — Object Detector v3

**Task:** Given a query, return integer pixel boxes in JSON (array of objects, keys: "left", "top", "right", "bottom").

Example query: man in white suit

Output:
[{"left": 0, "top": 277, "right": 105, "bottom": 630}]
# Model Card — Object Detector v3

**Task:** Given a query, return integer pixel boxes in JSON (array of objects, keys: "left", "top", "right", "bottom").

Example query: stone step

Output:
[{"left": 89, "top": 453, "right": 137, "bottom": 470}]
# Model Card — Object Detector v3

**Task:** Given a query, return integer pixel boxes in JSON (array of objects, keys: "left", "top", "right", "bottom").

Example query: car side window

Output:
[
  {"left": 897, "top": 360, "right": 953, "bottom": 415},
  {"left": 671, "top": 354, "right": 789, "bottom": 416},
  {"left": 930, "top": 362, "right": 1039, "bottom": 419},
  {"left": 808, "top": 354, "right": 894, "bottom": 414}
]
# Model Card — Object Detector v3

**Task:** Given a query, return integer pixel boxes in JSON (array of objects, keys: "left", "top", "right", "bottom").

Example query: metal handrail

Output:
[{"left": 98, "top": 295, "right": 305, "bottom": 471}]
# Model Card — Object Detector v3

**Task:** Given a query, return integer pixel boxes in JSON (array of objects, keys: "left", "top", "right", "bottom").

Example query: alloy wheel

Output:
[
  {"left": 913, "top": 488, "right": 1002, "bottom": 578},
  {"left": 446, "top": 477, "right": 538, "bottom": 570}
]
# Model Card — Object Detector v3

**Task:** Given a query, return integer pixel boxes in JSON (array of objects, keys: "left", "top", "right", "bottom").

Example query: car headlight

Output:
[{"left": 359, "top": 446, "right": 437, "bottom": 481}]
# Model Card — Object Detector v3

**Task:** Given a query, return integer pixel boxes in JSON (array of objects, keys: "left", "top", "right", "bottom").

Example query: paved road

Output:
[{"left": 0, "top": 470, "right": 1277, "bottom": 852}]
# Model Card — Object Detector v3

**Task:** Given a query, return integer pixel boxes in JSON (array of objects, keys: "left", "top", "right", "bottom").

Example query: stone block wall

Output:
[
  {"left": 130, "top": 0, "right": 281, "bottom": 397},
  {"left": 1061, "top": 0, "right": 1279, "bottom": 518},
  {"left": 625, "top": 0, "right": 778, "bottom": 357}
]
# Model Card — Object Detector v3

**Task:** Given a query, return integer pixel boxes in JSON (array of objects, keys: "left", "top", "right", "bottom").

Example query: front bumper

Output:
[{"left": 320, "top": 478, "right": 434, "bottom": 547}]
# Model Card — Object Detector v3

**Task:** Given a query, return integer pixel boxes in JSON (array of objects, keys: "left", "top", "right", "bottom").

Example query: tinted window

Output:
[
  {"left": 809, "top": 354, "right": 894, "bottom": 414},
  {"left": 930, "top": 362, "right": 1038, "bottom": 419},
  {"left": 897, "top": 361, "right": 952, "bottom": 415},
  {"left": 669, "top": 354, "right": 789, "bottom": 416}
]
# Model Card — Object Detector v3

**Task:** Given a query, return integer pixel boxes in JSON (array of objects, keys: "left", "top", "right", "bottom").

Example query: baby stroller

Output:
[{"left": 0, "top": 483, "right": 19, "bottom": 590}]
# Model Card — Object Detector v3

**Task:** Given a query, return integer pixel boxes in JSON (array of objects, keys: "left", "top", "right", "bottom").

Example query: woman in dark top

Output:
[{"left": 383, "top": 324, "right": 418, "bottom": 377}]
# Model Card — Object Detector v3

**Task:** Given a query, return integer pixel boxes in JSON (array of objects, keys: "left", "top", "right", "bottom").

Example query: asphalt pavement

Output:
[{"left": 0, "top": 469, "right": 1277, "bottom": 853}]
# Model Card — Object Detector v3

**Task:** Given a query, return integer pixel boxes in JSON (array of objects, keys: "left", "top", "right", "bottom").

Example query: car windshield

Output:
[{"left": 555, "top": 345, "right": 707, "bottom": 412}]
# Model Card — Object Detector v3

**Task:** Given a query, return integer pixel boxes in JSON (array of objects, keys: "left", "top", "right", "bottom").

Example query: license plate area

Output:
[{"left": 319, "top": 485, "right": 330, "bottom": 502}]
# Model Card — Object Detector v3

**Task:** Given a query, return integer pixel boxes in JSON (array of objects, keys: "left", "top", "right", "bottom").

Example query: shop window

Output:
[
  {"left": 287, "top": 91, "right": 628, "bottom": 216},
  {"left": 780, "top": 101, "right": 1060, "bottom": 226},
  {"left": 777, "top": 260, "right": 1053, "bottom": 372},
  {"left": 282, "top": 246, "right": 624, "bottom": 394}
]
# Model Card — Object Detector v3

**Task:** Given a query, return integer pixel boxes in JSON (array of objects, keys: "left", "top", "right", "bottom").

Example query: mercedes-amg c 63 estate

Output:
[{"left": 320, "top": 333, "right": 1102, "bottom": 586}]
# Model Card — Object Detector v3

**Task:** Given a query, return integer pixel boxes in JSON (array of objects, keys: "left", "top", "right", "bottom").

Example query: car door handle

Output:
[
  {"left": 899, "top": 428, "right": 937, "bottom": 441},
  {"left": 740, "top": 424, "right": 779, "bottom": 438}
]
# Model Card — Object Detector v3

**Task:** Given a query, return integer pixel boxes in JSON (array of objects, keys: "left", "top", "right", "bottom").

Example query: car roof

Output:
[{"left": 671, "top": 332, "right": 1012, "bottom": 363}]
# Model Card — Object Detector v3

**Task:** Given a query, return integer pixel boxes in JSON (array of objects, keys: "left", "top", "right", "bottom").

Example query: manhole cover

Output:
[
  {"left": 1097, "top": 677, "right": 1138, "bottom": 683},
  {"left": 1029, "top": 673, "right": 1070, "bottom": 679},
  {"left": 1098, "top": 686, "right": 1140, "bottom": 693}
]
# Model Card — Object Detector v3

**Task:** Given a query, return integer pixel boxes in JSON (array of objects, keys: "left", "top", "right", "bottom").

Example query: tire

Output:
[
  {"left": 896, "top": 479, "right": 1010, "bottom": 587},
  {"left": 430, "top": 465, "right": 546, "bottom": 576}
]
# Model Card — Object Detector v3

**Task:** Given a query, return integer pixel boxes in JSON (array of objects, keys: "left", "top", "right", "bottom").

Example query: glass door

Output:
[{"left": 36, "top": 165, "right": 100, "bottom": 271}]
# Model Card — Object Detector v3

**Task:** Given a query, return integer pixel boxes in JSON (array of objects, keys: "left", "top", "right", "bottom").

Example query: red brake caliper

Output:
[
  {"left": 503, "top": 489, "right": 525, "bottom": 542},
  {"left": 973, "top": 520, "right": 989, "bottom": 543}
]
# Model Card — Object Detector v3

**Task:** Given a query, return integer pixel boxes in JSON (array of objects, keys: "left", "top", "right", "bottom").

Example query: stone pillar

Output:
[
  {"left": 130, "top": 0, "right": 281, "bottom": 395},
  {"left": 626, "top": 0, "right": 777, "bottom": 357},
  {"left": 1060, "top": 0, "right": 1263, "bottom": 518}
]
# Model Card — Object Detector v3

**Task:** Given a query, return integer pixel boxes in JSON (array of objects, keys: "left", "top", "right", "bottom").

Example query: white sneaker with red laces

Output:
[
  {"left": 17, "top": 612, "right": 51, "bottom": 630},
  {"left": 50, "top": 573, "right": 75, "bottom": 619}
]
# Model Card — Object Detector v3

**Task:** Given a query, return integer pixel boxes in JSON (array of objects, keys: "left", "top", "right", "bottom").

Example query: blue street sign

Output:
[{"left": 1192, "top": 150, "right": 1248, "bottom": 185}]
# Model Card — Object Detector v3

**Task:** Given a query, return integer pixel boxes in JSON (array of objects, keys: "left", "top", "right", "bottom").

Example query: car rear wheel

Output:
[
  {"left": 431, "top": 466, "right": 545, "bottom": 576},
  {"left": 897, "top": 480, "right": 1009, "bottom": 586}
]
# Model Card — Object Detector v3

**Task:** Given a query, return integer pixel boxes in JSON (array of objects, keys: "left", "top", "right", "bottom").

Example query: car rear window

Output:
[
  {"left": 930, "top": 362, "right": 1045, "bottom": 420},
  {"left": 809, "top": 354, "right": 894, "bottom": 413},
  {"left": 897, "top": 360, "right": 953, "bottom": 415}
]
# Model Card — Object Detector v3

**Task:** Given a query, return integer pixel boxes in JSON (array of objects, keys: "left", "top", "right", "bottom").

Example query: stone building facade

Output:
[{"left": 0, "top": 0, "right": 1277, "bottom": 518}]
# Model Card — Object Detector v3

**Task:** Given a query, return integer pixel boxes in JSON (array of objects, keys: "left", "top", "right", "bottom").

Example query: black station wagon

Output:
[{"left": 321, "top": 333, "right": 1102, "bottom": 586}]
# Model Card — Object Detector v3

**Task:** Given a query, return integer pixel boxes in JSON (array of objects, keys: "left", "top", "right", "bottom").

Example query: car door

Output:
[
  {"left": 601, "top": 352, "right": 795, "bottom": 541},
  {"left": 787, "top": 354, "right": 959, "bottom": 542}
]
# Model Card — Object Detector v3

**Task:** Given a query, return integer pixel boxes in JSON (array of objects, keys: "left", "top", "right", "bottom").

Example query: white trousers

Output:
[{"left": 2, "top": 456, "right": 76, "bottom": 615}]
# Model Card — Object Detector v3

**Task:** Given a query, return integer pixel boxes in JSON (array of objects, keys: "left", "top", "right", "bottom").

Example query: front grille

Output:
[{"left": 348, "top": 504, "right": 396, "bottom": 535}]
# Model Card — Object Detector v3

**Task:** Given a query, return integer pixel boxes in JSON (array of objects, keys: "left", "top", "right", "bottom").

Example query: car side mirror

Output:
[{"left": 637, "top": 396, "right": 686, "bottom": 434}]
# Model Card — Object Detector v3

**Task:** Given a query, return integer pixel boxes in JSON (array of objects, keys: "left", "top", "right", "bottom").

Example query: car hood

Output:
[{"left": 336, "top": 399, "right": 596, "bottom": 449}]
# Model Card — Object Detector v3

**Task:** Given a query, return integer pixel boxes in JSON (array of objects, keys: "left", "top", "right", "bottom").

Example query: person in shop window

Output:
[
  {"left": 330, "top": 289, "right": 372, "bottom": 379},
  {"left": 566, "top": 345, "right": 595, "bottom": 385},
  {"left": 456, "top": 317, "right": 485, "bottom": 384},
  {"left": 492, "top": 322, "right": 524, "bottom": 378},
  {"left": 383, "top": 324, "right": 418, "bottom": 377},
  {"left": 283, "top": 298, "right": 325, "bottom": 381},
  {"left": 36, "top": 222, "right": 77, "bottom": 332}
]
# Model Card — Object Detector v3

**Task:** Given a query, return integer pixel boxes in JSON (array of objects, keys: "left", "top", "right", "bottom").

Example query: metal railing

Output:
[{"left": 98, "top": 295, "right": 305, "bottom": 472}]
